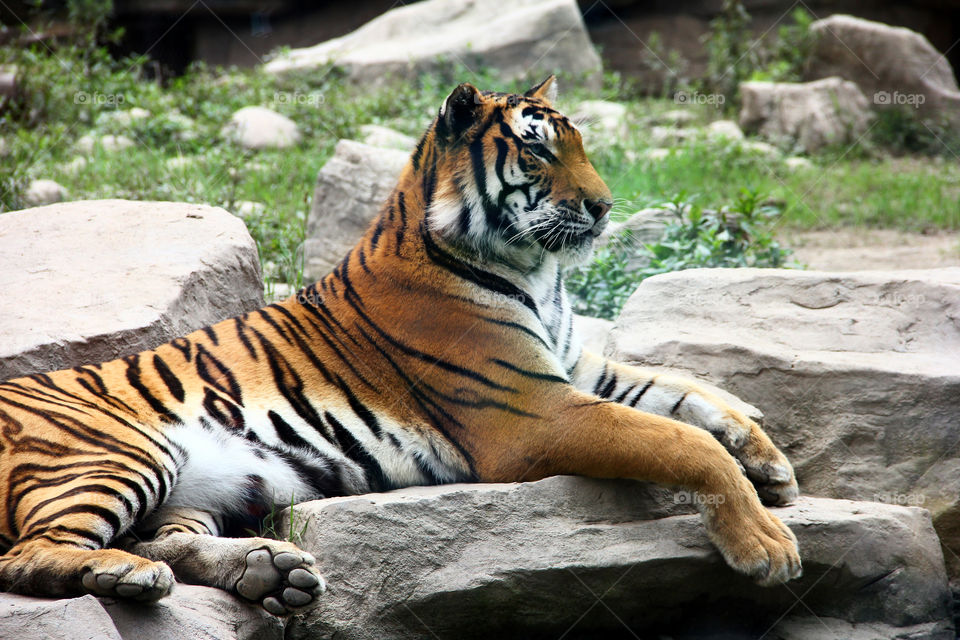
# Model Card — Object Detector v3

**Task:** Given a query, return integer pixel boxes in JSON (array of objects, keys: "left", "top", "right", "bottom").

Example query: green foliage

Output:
[
  {"left": 248, "top": 494, "right": 310, "bottom": 546},
  {"left": 749, "top": 8, "right": 815, "bottom": 83},
  {"left": 701, "top": 0, "right": 756, "bottom": 109},
  {"left": 566, "top": 190, "right": 797, "bottom": 320},
  {"left": 869, "top": 107, "right": 960, "bottom": 157}
]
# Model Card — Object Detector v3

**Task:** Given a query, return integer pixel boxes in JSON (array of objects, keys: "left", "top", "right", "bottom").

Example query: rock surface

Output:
[
  {"left": 607, "top": 267, "right": 960, "bottom": 574},
  {"left": 739, "top": 77, "right": 872, "bottom": 152},
  {"left": 262, "top": 0, "right": 601, "bottom": 86},
  {"left": 572, "top": 314, "right": 612, "bottom": 353},
  {"left": 0, "top": 593, "right": 123, "bottom": 640},
  {"left": 74, "top": 133, "right": 134, "bottom": 153},
  {"left": 102, "top": 584, "right": 283, "bottom": 640},
  {"left": 807, "top": 14, "right": 960, "bottom": 125},
  {"left": 283, "top": 476, "right": 953, "bottom": 639},
  {"left": 303, "top": 140, "right": 408, "bottom": 281},
  {"left": 358, "top": 124, "right": 416, "bottom": 151},
  {"left": 0, "top": 585, "right": 280, "bottom": 640},
  {"left": 0, "top": 200, "right": 264, "bottom": 381},
  {"left": 222, "top": 106, "right": 300, "bottom": 150},
  {"left": 22, "top": 178, "right": 67, "bottom": 207}
]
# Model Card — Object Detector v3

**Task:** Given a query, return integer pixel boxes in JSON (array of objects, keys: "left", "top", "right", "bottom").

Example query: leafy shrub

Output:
[{"left": 566, "top": 190, "right": 797, "bottom": 320}]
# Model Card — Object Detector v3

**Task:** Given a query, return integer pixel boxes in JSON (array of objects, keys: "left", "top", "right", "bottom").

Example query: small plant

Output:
[
  {"left": 869, "top": 107, "right": 960, "bottom": 157},
  {"left": 750, "top": 8, "right": 815, "bottom": 83},
  {"left": 566, "top": 190, "right": 797, "bottom": 320},
  {"left": 249, "top": 494, "right": 311, "bottom": 546},
  {"left": 701, "top": 0, "right": 756, "bottom": 109}
]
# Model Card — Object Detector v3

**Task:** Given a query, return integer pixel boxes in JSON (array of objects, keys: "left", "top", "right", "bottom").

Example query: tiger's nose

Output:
[{"left": 584, "top": 199, "right": 611, "bottom": 221}]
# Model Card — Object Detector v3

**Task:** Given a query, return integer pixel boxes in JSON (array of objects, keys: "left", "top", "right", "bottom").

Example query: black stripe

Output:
[
  {"left": 670, "top": 392, "right": 689, "bottom": 416},
  {"left": 268, "top": 410, "right": 315, "bottom": 451},
  {"left": 613, "top": 383, "right": 636, "bottom": 404},
  {"left": 125, "top": 354, "right": 180, "bottom": 424},
  {"left": 203, "top": 326, "right": 219, "bottom": 345},
  {"left": 324, "top": 412, "right": 389, "bottom": 491},
  {"left": 490, "top": 358, "right": 566, "bottom": 383},
  {"left": 195, "top": 344, "right": 242, "bottom": 404},
  {"left": 629, "top": 380, "right": 655, "bottom": 407},
  {"left": 153, "top": 354, "right": 185, "bottom": 403},
  {"left": 22, "top": 503, "right": 123, "bottom": 539},
  {"left": 480, "top": 317, "right": 550, "bottom": 349},
  {"left": 421, "top": 230, "right": 538, "bottom": 318},
  {"left": 599, "top": 373, "right": 618, "bottom": 399},
  {"left": 593, "top": 364, "right": 608, "bottom": 395},
  {"left": 235, "top": 317, "right": 258, "bottom": 359}
]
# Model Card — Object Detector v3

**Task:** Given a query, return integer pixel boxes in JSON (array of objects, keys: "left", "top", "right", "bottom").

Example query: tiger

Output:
[{"left": 0, "top": 76, "right": 801, "bottom": 615}]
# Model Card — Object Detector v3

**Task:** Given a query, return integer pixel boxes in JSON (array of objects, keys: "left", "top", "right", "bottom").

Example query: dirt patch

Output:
[{"left": 782, "top": 229, "right": 960, "bottom": 271}]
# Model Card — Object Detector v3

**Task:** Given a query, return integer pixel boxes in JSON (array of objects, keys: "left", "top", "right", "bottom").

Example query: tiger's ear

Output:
[
  {"left": 524, "top": 75, "right": 558, "bottom": 104},
  {"left": 439, "top": 83, "right": 483, "bottom": 139}
]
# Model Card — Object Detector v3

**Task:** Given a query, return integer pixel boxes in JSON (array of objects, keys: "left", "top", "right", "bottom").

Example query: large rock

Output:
[
  {"left": 303, "top": 140, "right": 408, "bottom": 281},
  {"left": 262, "top": 0, "right": 601, "bottom": 86},
  {"left": 283, "top": 476, "right": 952, "bottom": 639},
  {"left": 0, "top": 585, "right": 280, "bottom": 640},
  {"left": 222, "top": 106, "right": 301, "bottom": 150},
  {"left": 607, "top": 268, "right": 960, "bottom": 574},
  {"left": 739, "top": 77, "right": 872, "bottom": 152},
  {"left": 22, "top": 178, "right": 67, "bottom": 207},
  {"left": 0, "top": 593, "right": 122, "bottom": 640},
  {"left": 0, "top": 200, "right": 264, "bottom": 381},
  {"left": 102, "top": 584, "right": 283, "bottom": 640},
  {"left": 807, "top": 15, "right": 960, "bottom": 125}
]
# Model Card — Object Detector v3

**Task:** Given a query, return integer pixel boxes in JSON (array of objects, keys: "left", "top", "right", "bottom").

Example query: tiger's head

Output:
[{"left": 424, "top": 76, "right": 613, "bottom": 270}]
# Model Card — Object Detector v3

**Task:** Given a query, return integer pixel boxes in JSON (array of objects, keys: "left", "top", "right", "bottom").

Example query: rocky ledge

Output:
[{"left": 3, "top": 477, "right": 952, "bottom": 640}]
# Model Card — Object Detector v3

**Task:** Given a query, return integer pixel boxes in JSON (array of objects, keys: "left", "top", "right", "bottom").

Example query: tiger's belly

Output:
[{"left": 163, "top": 396, "right": 473, "bottom": 519}]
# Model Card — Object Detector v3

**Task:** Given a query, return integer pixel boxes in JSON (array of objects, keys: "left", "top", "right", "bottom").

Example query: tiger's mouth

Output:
[{"left": 531, "top": 208, "right": 602, "bottom": 252}]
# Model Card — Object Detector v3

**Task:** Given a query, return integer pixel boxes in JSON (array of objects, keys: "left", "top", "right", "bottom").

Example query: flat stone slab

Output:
[
  {"left": 283, "top": 476, "right": 953, "bottom": 639},
  {"left": 0, "top": 199, "right": 264, "bottom": 380},
  {"left": 607, "top": 267, "right": 960, "bottom": 575}
]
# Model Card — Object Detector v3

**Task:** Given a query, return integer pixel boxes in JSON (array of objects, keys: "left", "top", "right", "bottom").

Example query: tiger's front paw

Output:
[
  {"left": 234, "top": 542, "right": 326, "bottom": 616},
  {"left": 719, "top": 411, "right": 798, "bottom": 506},
  {"left": 703, "top": 489, "right": 802, "bottom": 586}
]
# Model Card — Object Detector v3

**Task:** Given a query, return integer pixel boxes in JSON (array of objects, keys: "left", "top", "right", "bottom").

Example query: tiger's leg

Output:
[
  {"left": 0, "top": 477, "right": 174, "bottom": 600},
  {"left": 123, "top": 507, "right": 325, "bottom": 615},
  {"left": 478, "top": 387, "right": 802, "bottom": 586},
  {"left": 571, "top": 349, "right": 798, "bottom": 506}
]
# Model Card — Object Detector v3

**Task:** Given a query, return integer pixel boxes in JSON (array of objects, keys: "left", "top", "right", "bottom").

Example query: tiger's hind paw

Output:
[
  {"left": 81, "top": 557, "right": 175, "bottom": 602},
  {"left": 234, "top": 545, "right": 325, "bottom": 615}
]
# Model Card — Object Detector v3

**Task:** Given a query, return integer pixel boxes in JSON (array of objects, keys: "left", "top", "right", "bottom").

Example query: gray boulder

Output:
[
  {"left": 0, "top": 585, "right": 281, "bottom": 640},
  {"left": 0, "top": 593, "right": 122, "bottom": 640},
  {"left": 739, "top": 77, "right": 872, "bottom": 152},
  {"left": 222, "top": 106, "right": 300, "bottom": 150},
  {"left": 102, "top": 584, "right": 283, "bottom": 640},
  {"left": 607, "top": 267, "right": 960, "bottom": 575},
  {"left": 807, "top": 14, "right": 960, "bottom": 125},
  {"left": 572, "top": 313, "right": 612, "bottom": 353},
  {"left": 22, "top": 178, "right": 67, "bottom": 207},
  {"left": 303, "top": 140, "right": 408, "bottom": 281},
  {"left": 358, "top": 124, "right": 416, "bottom": 151},
  {"left": 0, "top": 200, "right": 264, "bottom": 381},
  {"left": 283, "top": 476, "right": 952, "bottom": 639},
  {"left": 262, "top": 0, "right": 601, "bottom": 87}
]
